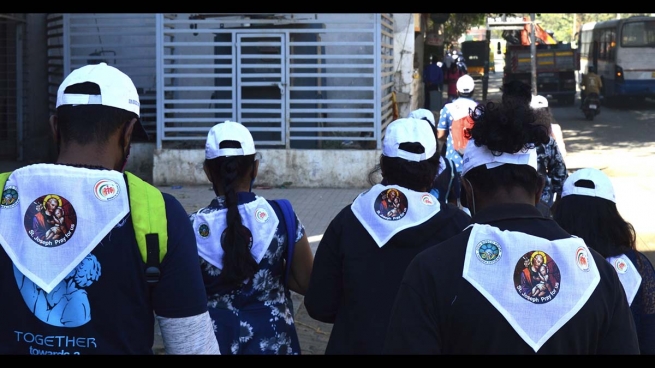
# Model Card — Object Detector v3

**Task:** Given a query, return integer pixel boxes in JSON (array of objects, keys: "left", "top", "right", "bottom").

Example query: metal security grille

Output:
[
  {"left": 0, "top": 14, "right": 25, "bottom": 160},
  {"left": 46, "top": 14, "right": 158, "bottom": 140},
  {"left": 157, "top": 13, "right": 394, "bottom": 150},
  {"left": 47, "top": 14, "right": 64, "bottom": 114}
]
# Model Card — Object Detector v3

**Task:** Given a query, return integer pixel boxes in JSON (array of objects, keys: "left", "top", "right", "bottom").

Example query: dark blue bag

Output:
[{"left": 272, "top": 199, "right": 296, "bottom": 317}]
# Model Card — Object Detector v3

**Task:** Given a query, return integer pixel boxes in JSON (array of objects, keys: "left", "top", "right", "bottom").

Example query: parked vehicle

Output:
[
  {"left": 461, "top": 40, "right": 489, "bottom": 80},
  {"left": 501, "top": 19, "right": 579, "bottom": 105}
]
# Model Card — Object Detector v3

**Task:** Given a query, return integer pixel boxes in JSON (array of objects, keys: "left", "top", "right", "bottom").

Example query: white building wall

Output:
[{"left": 392, "top": 14, "right": 420, "bottom": 119}]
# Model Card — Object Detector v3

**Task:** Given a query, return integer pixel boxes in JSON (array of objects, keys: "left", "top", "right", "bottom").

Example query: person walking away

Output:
[
  {"left": 304, "top": 117, "right": 471, "bottom": 354},
  {"left": 530, "top": 95, "right": 568, "bottom": 210},
  {"left": 423, "top": 55, "right": 444, "bottom": 112},
  {"left": 0, "top": 63, "right": 220, "bottom": 354},
  {"left": 409, "top": 108, "right": 464, "bottom": 211},
  {"left": 382, "top": 100, "right": 640, "bottom": 354},
  {"left": 553, "top": 168, "right": 655, "bottom": 354},
  {"left": 189, "top": 121, "right": 314, "bottom": 355},
  {"left": 444, "top": 60, "right": 465, "bottom": 104},
  {"left": 437, "top": 74, "right": 479, "bottom": 175}
]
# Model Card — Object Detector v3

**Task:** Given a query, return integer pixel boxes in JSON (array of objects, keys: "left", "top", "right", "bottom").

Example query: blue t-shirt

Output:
[
  {"left": 437, "top": 97, "right": 479, "bottom": 173},
  {"left": 0, "top": 191, "right": 208, "bottom": 355},
  {"left": 189, "top": 192, "right": 306, "bottom": 355}
]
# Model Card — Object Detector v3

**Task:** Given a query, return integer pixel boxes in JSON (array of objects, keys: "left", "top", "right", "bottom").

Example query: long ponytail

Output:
[{"left": 205, "top": 140, "right": 257, "bottom": 287}]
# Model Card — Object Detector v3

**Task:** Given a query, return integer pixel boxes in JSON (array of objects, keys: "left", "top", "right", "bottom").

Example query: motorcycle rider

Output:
[{"left": 581, "top": 65, "right": 602, "bottom": 109}]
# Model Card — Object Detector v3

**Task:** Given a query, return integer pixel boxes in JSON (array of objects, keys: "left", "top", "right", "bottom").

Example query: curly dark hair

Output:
[{"left": 462, "top": 100, "right": 549, "bottom": 197}]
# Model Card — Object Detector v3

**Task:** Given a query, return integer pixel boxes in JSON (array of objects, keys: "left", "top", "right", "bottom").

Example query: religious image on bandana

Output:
[
  {"left": 374, "top": 188, "right": 408, "bottom": 221},
  {"left": 23, "top": 194, "right": 77, "bottom": 248},
  {"left": 514, "top": 250, "right": 561, "bottom": 304}
]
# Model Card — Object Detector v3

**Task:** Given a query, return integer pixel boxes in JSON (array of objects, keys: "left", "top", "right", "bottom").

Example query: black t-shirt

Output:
[
  {"left": 304, "top": 197, "right": 471, "bottom": 355},
  {"left": 383, "top": 203, "right": 640, "bottom": 354}
]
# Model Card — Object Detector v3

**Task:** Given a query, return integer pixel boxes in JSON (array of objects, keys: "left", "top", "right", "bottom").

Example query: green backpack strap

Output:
[
  {"left": 124, "top": 171, "right": 168, "bottom": 285},
  {"left": 0, "top": 172, "right": 10, "bottom": 192}
]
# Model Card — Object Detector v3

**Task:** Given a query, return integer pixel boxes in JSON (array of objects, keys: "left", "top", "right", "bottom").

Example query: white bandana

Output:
[
  {"left": 0, "top": 164, "right": 129, "bottom": 293},
  {"left": 192, "top": 196, "right": 279, "bottom": 270},
  {"left": 463, "top": 224, "right": 600, "bottom": 352},
  {"left": 351, "top": 184, "right": 441, "bottom": 247},
  {"left": 461, "top": 139, "right": 538, "bottom": 177},
  {"left": 606, "top": 254, "right": 642, "bottom": 306}
]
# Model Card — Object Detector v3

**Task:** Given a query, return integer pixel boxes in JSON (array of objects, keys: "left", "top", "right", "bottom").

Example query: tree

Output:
[{"left": 536, "top": 13, "right": 652, "bottom": 44}]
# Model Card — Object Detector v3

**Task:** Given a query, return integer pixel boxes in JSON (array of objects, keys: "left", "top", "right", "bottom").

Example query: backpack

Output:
[
  {"left": 0, "top": 170, "right": 167, "bottom": 286},
  {"left": 448, "top": 102, "right": 476, "bottom": 155},
  {"left": 271, "top": 199, "right": 296, "bottom": 287},
  {"left": 271, "top": 198, "right": 297, "bottom": 317}
]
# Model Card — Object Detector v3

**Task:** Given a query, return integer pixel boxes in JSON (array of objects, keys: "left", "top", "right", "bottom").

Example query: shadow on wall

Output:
[{"left": 124, "top": 143, "right": 156, "bottom": 184}]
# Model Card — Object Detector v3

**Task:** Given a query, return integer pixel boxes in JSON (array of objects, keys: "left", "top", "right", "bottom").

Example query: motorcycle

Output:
[{"left": 582, "top": 92, "right": 601, "bottom": 121}]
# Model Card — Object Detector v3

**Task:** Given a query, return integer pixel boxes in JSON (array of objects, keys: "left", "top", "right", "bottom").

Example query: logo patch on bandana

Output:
[
  {"left": 23, "top": 194, "right": 77, "bottom": 248},
  {"left": 374, "top": 188, "right": 408, "bottom": 221},
  {"left": 94, "top": 179, "right": 120, "bottom": 201},
  {"left": 1, "top": 185, "right": 19, "bottom": 209},
  {"left": 514, "top": 251, "right": 561, "bottom": 304},
  {"left": 421, "top": 194, "right": 435, "bottom": 206},
  {"left": 198, "top": 224, "right": 210, "bottom": 238},
  {"left": 576, "top": 246, "right": 590, "bottom": 272},
  {"left": 614, "top": 258, "right": 628, "bottom": 273},
  {"left": 255, "top": 208, "right": 269, "bottom": 223},
  {"left": 475, "top": 240, "right": 502, "bottom": 265}
]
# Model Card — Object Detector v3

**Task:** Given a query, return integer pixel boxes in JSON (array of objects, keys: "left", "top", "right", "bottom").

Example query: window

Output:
[{"left": 621, "top": 20, "right": 655, "bottom": 47}]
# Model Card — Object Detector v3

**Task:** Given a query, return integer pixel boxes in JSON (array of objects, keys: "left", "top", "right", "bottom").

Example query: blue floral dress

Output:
[{"left": 188, "top": 192, "right": 305, "bottom": 355}]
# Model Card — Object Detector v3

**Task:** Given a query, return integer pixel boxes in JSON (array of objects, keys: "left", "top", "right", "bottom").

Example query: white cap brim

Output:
[
  {"left": 382, "top": 118, "right": 437, "bottom": 162},
  {"left": 205, "top": 121, "right": 257, "bottom": 159},
  {"left": 561, "top": 168, "right": 616, "bottom": 203}
]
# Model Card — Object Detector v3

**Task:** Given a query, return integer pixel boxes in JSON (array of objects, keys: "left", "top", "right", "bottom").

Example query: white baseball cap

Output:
[
  {"left": 56, "top": 62, "right": 148, "bottom": 140},
  {"left": 530, "top": 95, "right": 549, "bottom": 109},
  {"left": 408, "top": 108, "right": 436, "bottom": 127},
  {"left": 205, "top": 121, "right": 256, "bottom": 159},
  {"left": 561, "top": 168, "right": 616, "bottom": 203},
  {"left": 461, "top": 139, "right": 538, "bottom": 177},
  {"left": 457, "top": 75, "right": 475, "bottom": 94},
  {"left": 382, "top": 118, "right": 437, "bottom": 162}
]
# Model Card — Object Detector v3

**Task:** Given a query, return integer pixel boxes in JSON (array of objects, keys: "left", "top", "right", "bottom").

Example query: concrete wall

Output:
[
  {"left": 393, "top": 14, "right": 422, "bottom": 119},
  {"left": 153, "top": 148, "right": 382, "bottom": 188},
  {"left": 124, "top": 142, "right": 156, "bottom": 183}
]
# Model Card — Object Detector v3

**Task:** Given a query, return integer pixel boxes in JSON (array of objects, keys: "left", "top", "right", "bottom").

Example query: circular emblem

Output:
[
  {"left": 475, "top": 240, "right": 502, "bottom": 265},
  {"left": 94, "top": 179, "right": 120, "bottom": 201},
  {"left": 198, "top": 224, "right": 210, "bottom": 238},
  {"left": 374, "top": 188, "right": 408, "bottom": 221},
  {"left": 421, "top": 193, "right": 435, "bottom": 206},
  {"left": 614, "top": 258, "right": 628, "bottom": 274},
  {"left": 576, "top": 246, "right": 590, "bottom": 272},
  {"left": 23, "top": 194, "right": 77, "bottom": 247},
  {"left": 255, "top": 208, "right": 269, "bottom": 223},
  {"left": 220, "top": 227, "right": 254, "bottom": 250},
  {"left": 1, "top": 185, "right": 19, "bottom": 209},
  {"left": 514, "top": 250, "right": 560, "bottom": 304}
]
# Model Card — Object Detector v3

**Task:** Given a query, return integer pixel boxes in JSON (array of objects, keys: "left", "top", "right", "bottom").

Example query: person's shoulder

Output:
[{"left": 161, "top": 192, "right": 190, "bottom": 218}]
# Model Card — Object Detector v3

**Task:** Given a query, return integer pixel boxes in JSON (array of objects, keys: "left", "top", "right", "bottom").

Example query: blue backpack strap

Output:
[{"left": 273, "top": 199, "right": 296, "bottom": 286}]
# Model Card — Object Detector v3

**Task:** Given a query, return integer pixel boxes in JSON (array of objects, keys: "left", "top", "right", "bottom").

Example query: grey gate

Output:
[{"left": 236, "top": 33, "right": 286, "bottom": 147}]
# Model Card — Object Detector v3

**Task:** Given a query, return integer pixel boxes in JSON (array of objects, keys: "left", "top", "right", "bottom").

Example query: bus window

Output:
[{"left": 622, "top": 20, "right": 655, "bottom": 47}]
